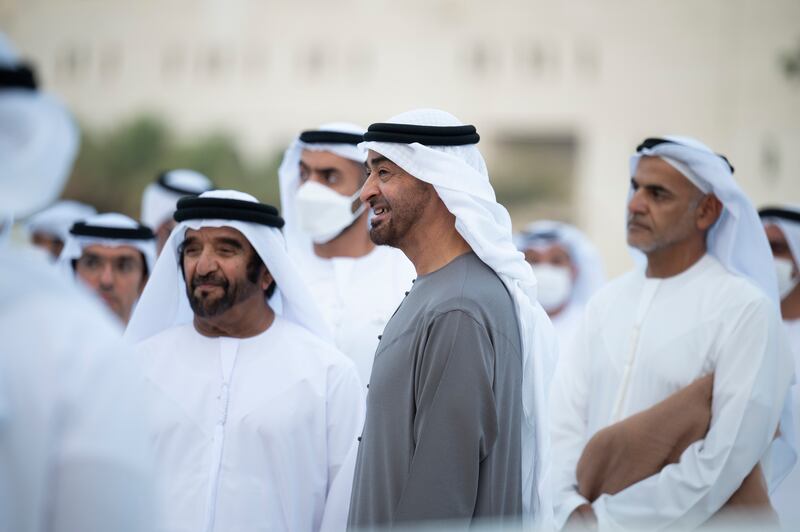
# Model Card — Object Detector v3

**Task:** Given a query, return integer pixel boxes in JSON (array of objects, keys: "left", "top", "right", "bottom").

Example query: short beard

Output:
[
  {"left": 369, "top": 181, "right": 432, "bottom": 248},
  {"left": 185, "top": 253, "right": 264, "bottom": 318}
]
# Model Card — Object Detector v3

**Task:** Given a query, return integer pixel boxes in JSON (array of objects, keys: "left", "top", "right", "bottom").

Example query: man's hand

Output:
[{"left": 565, "top": 503, "right": 598, "bottom": 531}]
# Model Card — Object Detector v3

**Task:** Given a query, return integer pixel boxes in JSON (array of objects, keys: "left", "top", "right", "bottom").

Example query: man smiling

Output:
[{"left": 125, "top": 190, "right": 364, "bottom": 532}]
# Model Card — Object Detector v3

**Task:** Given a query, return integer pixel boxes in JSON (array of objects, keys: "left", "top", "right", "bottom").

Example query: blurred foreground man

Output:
[
  {"left": 59, "top": 213, "right": 156, "bottom": 325},
  {"left": 141, "top": 168, "right": 214, "bottom": 254},
  {"left": 278, "top": 123, "right": 415, "bottom": 383},
  {"left": 551, "top": 136, "right": 794, "bottom": 530},
  {"left": 0, "top": 33, "right": 155, "bottom": 532},
  {"left": 348, "top": 109, "right": 557, "bottom": 529},
  {"left": 125, "top": 190, "right": 364, "bottom": 532},
  {"left": 516, "top": 220, "right": 605, "bottom": 349},
  {"left": 26, "top": 199, "right": 96, "bottom": 259},
  {"left": 760, "top": 205, "right": 800, "bottom": 528}
]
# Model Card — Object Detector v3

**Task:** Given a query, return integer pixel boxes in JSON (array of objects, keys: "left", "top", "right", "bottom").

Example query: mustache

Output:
[{"left": 191, "top": 272, "right": 229, "bottom": 290}]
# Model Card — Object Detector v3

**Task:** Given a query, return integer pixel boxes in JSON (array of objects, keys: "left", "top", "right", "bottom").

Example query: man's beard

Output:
[
  {"left": 368, "top": 184, "right": 430, "bottom": 248},
  {"left": 187, "top": 271, "right": 256, "bottom": 318}
]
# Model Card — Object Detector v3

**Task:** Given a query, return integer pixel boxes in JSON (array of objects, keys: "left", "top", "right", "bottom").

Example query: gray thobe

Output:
[{"left": 348, "top": 252, "right": 523, "bottom": 529}]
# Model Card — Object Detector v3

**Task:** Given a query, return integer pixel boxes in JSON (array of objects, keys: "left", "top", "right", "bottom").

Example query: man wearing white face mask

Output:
[
  {"left": 278, "top": 123, "right": 415, "bottom": 384},
  {"left": 515, "top": 221, "right": 605, "bottom": 350},
  {"left": 760, "top": 205, "right": 800, "bottom": 527}
]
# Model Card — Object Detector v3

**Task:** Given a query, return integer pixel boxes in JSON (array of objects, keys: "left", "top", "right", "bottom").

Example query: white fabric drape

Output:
[{"left": 362, "top": 108, "right": 557, "bottom": 528}]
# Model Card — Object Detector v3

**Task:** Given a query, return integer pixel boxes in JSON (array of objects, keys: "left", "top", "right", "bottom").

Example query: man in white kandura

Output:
[
  {"left": 515, "top": 220, "right": 605, "bottom": 349},
  {"left": 58, "top": 212, "right": 156, "bottom": 325},
  {"left": 26, "top": 199, "right": 96, "bottom": 260},
  {"left": 278, "top": 123, "right": 415, "bottom": 383},
  {"left": 760, "top": 204, "right": 800, "bottom": 528},
  {"left": 0, "top": 32, "right": 155, "bottom": 532},
  {"left": 125, "top": 190, "right": 364, "bottom": 532},
  {"left": 141, "top": 168, "right": 214, "bottom": 255},
  {"left": 551, "top": 136, "right": 795, "bottom": 530}
]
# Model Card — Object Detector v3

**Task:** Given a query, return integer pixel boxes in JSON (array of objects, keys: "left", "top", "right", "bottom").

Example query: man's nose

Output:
[
  {"left": 99, "top": 262, "right": 114, "bottom": 287},
  {"left": 195, "top": 249, "right": 217, "bottom": 276},
  {"left": 360, "top": 173, "right": 379, "bottom": 205},
  {"left": 628, "top": 189, "right": 647, "bottom": 216}
]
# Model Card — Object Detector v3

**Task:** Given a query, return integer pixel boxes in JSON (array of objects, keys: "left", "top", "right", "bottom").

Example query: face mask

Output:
[
  {"left": 532, "top": 263, "right": 573, "bottom": 313},
  {"left": 774, "top": 257, "right": 799, "bottom": 299},
  {"left": 294, "top": 181, "right": 366, "bottom": 244}
]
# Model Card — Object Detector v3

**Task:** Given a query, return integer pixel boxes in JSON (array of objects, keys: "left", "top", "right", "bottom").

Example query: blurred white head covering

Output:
[
  {"left": 760, "top": 205, "right": 800, "bottom": 272},
  {"left": 124, "top": 190, "right": 332, "bottom": 344},
  {"left": 515, "top": 220, "right": 606, "bottom": 307},
  {"left": 361, "top": 108, "right": 557, "bottom": 527},
  {"left": 58, "top": 212, "right": 157, "bottom": 278},
  {"left": 277, "top": 122, "right": 366, "bottom": 255},
  {"left": 26, "top": 200, "right": 96, "bottom": 243},
  {"left": 140, "top": 169, "right": 214, "bottom": 229},
  {"left": 631, "top": 135, "right": 780, "bottom": 303},
  {"left": 0, "top": 33, "right": 79, "bottom": 220}
]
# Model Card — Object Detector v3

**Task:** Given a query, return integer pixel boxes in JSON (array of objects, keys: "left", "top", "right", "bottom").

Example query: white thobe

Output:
[
  {"left": 772, "top": 318, "right": 800, "bottom": 529},
  {"left": 551, "top": 302, "right": 584, "bottom": 356},
  {"left": 551, "top": 254, "right": 793, "bottom": 530},
  {"left": 292, "top": 245, "right": 415, "bottom": 384},
  {"left": 0, "top": 247, "right": 155, "bottom": 532},
  {"left": 136, "top": 317, "right": 365, "bottom": 532}
]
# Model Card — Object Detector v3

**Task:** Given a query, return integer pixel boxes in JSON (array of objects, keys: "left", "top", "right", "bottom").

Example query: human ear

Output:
[{"left": 696, "top": 194, "right": 723, "bottom": 231}]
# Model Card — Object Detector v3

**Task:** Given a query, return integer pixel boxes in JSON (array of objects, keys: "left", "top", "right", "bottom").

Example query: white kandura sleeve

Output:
[
  {"left": 318, "top": 358, "right": 366, "bottom": 532},
  {"left": 593, "top": 296, "right": 794, "bottom": 531},
  {"left": 550, "top": 313, "right": 592, "bottom": 530}
]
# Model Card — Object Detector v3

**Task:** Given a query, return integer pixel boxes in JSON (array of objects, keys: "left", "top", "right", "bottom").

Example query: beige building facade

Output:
[{"left": 3, "top": 0, "right": 799, "bottom": 275}]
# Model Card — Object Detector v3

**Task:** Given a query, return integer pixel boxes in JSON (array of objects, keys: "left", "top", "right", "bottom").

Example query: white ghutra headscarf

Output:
[
  {"left": 58, "top": 212, "right": 157, "bottom": 279},
  {"left": 278, "top": 122, "right": 367, "bottom": 257},
  {"left": 632, "top": 136, "right": 796, "bottom": 492},
  {"left": 140, "top": 169, "right": 214, "bottom": 230},
  {"left": 125, "top": 190, "right": 332, "bottom": 345},
  {"left": 362, "top": 108, "right": 558, "bottom": 528}
]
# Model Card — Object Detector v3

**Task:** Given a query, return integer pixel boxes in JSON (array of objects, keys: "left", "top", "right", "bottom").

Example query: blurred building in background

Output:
[{"left": 3, "top": 0, "right": 799, "bottom": 274}]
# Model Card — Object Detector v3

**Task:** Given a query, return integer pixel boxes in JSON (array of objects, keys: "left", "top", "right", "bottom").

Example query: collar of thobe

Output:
[
  {"left": 124, "top": 189, "right": 333, "bottom": 345},
  {"left": 25, "top": 200, "right": 96, "bottom": 242},
  {"left": 58, "top": 212, "right": 157, "bottom": 278},
  {"left": 515, "top": 220, "right": 606, "bottom": 306},
  {"left": 140, "top": 169, "right": 214, "bottom": 229},
  {"left": 278, "top": 122, "right": 367, "bottom": 257},
  {"left": 360, "top": 108, "right": 557, "bottom": 527},
  {"left": 760, "top": 205, "right": 800, "bottom": 269},
  {"left": 0, "top": 33, "right": 79, "bottom": 219},
  {"left": 630, "top": 135, "right": 780, "bottom": 304}
]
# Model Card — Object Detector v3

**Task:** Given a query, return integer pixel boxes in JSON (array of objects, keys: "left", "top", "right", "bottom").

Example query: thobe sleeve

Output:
[
  {"left": 550, "top": 313, "right": 593, "bottom": 529},
  {"left": 593, "top": 296, "right": 794, "bottom": 530},
  {"left": 319, "top": 359, "right": 365, "bottom": 532},
  {"left": 392, "top": 309, "right": 498, "bottom": 524}
]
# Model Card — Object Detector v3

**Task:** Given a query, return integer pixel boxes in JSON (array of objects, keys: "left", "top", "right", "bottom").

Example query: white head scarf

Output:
[
  {"left": 0, "top": 33, "right": 79, "bottom": 220},
  {"left": 515, "top": 220, "right": 606, "bottom": 307},
  {"left": 26, "top": 200, "right": 96, "bottom": 243},
  {"left": 124, "top": 190, "right": 332, "bottom": 344},
  {"left": 362, "top": 108, "right": 558, "bottom": 526},
  {"left": 760, "top": 205, "right": 800, "bottom": 274},
  {"left": 58, "top": 212, "right": 157, "bottom": 279},
  {"left": 140, "top": 169, "right": 214, "bottom": 229},
  {"left": 277, "top": 122, "right": 367, "bottom": 256},
  {"left": 631, "top": 135, "right": 780, "bottom": 304},
  {"left": 634, "top": 138, "right": 797, "bottom": 491}
]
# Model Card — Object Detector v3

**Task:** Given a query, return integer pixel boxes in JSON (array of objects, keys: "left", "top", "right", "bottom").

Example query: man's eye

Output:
[
  {"left": 84, "top": 256, "right": 101, "bottom": 269},
  {"left": 116, "top": 259, "right": 135, "bottom": 273}
]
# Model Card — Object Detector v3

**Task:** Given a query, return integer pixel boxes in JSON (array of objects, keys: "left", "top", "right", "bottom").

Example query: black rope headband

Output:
[
  {"left": 299, "top": 130, "right": 363, "bottom": 145},
  {"left": 0, "top": 64, "right": 37, "bottom": 91},
  {"left": 636, "top": 137, "right": 735, "bottom": 174},
  {"left": 70, "top": 221, "right": 155, "bottom": 240},
  {"left": 758, "top": 207, "right": 800, "bottom": 224},
  {"left": 174, "top": 197, "right": 285, "bottom": 228},
  {"left": 156, "top": 171, "right": 214, "bottom": 196},
  {"left": 363, "top": 123, "right": 480, "bottom": 146}
]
